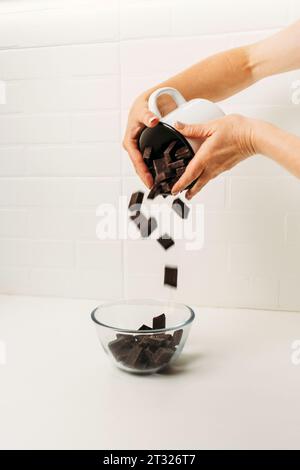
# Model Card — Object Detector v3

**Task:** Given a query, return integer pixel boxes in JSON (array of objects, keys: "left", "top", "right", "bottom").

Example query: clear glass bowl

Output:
[{"left": 91, "top": 299, "right": 195, "bottom": 374}]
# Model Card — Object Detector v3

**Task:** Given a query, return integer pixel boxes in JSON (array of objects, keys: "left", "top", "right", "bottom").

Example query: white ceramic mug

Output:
[{"left": 148, "top": 87, "right": 225, "bottom": 153}]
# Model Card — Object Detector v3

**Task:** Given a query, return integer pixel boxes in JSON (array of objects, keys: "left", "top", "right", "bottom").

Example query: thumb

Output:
[{"left": 174, "top": 121, "right": 210, "bottom": 138}]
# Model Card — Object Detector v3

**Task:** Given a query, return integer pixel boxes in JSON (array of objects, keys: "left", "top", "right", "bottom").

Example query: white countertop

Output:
[{"left": 0, "top": 295, "right": 300, "bottom": 450}]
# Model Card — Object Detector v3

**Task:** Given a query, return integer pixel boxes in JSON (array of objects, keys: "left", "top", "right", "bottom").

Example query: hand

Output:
[
  {"left": 122, "top": 94, "right": 159, "bottom": 188},
  {"left": 171, "top": 114, "right": 256, "bottom": 199}
]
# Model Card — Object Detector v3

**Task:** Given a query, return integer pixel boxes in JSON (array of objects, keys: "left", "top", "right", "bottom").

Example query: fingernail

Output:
[
  {"left": 149, "top": 116, "right": 157, "bottom": 125},
  {"left": 174, "top": 121, "right": 184, "bottom": 129},
  {"left": 172, "top": 190, "right": 179, "bottom": 196}
]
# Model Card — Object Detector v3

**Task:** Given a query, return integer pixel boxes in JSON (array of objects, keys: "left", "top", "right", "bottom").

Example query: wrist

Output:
[{"left": 249, "top": 118, "right": 278, "bottom": 156}]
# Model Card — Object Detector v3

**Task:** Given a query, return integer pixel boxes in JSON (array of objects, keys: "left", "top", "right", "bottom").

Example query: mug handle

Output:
[{"left": 148, "top": 87, "right": 186, "bottom": 118}]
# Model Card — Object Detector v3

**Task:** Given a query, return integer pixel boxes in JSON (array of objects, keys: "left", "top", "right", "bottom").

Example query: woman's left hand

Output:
[{"left": 171, "top": 114, "right": 257, "bottom": 199}]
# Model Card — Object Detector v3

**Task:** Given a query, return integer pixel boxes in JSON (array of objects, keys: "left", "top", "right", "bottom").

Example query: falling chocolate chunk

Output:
[
  {"left": 157, "top": 234, "right": 175, "bottom": 251},
  {"left": 172, "top": 198, "right": 190, "bottom": 219},
  {"left": 129, "top": 211, "right": 144, "bottom": 229},
  {"left": 136, "top": 214, "right": 148, "bottom": 235},
  {"left": 130, "top": 212, "right": 157, "bottom": 238},
  {"left": 140, "top": 216, "right": 157, "bottom": 238},
  {"left": 164, "top": 266, "right": 178, "bottom": 288},
  {"left": 172, "top": 329, "right": 183, "bottom": 346},
  {"left": 153, "top": 313, "right": 166, "bottom": 329},
  {"left": 138, "top": 324, "right": 152, "bottom": 331},
  {"left": 143, "top": 146, "right": 152, "bottom": 160},
  {"left": 128, "top": 191, "right": 144, "bottom": 212}
]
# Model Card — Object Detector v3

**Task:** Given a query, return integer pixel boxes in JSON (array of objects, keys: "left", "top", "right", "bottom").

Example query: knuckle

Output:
[
  {"left": 143, "top": 110, "right": 153, "bottom": 123},
  {"left": 227, "top": 113, "right": 243, "bottom": 125},
  {"left": 188, "top": 126, "right": 197, "bottom": 137}
]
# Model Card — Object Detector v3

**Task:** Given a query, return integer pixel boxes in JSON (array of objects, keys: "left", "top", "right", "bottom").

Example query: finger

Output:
[
  {"left": 174, "top": 121, "right": 211, "bottom": 139},
  {"left": 139, "top": 109, "right": 159, "bottom": 128},
  {"left": 171, "top": 152, "right": 205, "bottom": 194},
  {"left": 185, "top": 172, "right": 211, "bottom": 200},
  {"left": 126, "top": 142, "right": 153, "bottom": 188}
]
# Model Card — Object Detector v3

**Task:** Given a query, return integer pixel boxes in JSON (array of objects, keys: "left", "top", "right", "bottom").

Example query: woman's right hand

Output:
[{"left": 122, "top": 94, "right": 159, "bottom": 188}]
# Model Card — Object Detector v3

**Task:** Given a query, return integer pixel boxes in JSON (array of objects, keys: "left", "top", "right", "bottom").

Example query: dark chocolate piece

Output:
[
  {"left": 147, "top": 184, "right": 161, "bottom": 200},
  {"left": 138, "top": 336, "right": 165, "bottom": 350},
  {"left": 130, "top": 212, "right": 157, "bottom": 237},
  {"left": 176, "top": 167, "right": 185, "bottom": 177},
  {"left": 169, "top": 159, "right": 185, "bottom": 169},
  {"left": 152, "top": 313, "right": 166, "bottom": 329},
  {"left": 172, "top": 198, "right": 190, "bottom": 219},
  {"left": 161, "top": 181, "right": 172, "bottom": 193},
  {"left": 130, "top": 211, "right": 144, "bottom": 229},
  {"left": 164, "top": 266, "right": 178, "bottom": 288},
  {"left": 128, "top": 191, "right": 144, "bottom": 212},
  {"left": 143, "top": 347, "right": 156, "bottom": 368},
  {"left": 174, "top": 146, "right": 192, "bottom": 159},
  {"left": 157, "top": 234, "right": 175, "bottom": 250},
  {"left": 172, "top": 329, "right": 183, "bottom": 346},
  {"left": 143, "top": 146, "right": 152, "bottom": 160},
  {"left": 156, "top": 169, "right": 173, "bottom": 184},
  {"left": 153, "top": 347, "right": 175, "bottom": 366},
  {"left": 124, "top": 344, "right": 144, "bottom": 368},
  {"left": 154, "top": 158, "right": 167, "bottom": 174},
  {"left": 139, "top": 216, "right": 157, "bottom": 238},
  {"left": 138, "top": 324, "right": 152, "bottom": 331},
  {"left": 163, "top": 140, "right": 177, "bottom": 162},
  {"left": 136, "top": 334, "right": 151, "bottom": 344},
  {"left": 108, "top": 336, "right": 134, "bottom": 362},
  {"left": 129, "top": 212, "right": 139, "bottom": 224},
  {"left": 154, "top": 333, "right": 173, "bottom": 343}
]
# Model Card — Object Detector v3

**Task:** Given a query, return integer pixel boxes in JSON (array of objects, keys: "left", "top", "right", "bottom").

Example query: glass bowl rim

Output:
[{"left": 90, "top": 298, "right": 195, "bottom": 334}]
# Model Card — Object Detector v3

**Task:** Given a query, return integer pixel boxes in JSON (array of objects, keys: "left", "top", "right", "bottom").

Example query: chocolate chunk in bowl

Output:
[{"left": 91, "top": 300, "right": 195, "bottom": 374}]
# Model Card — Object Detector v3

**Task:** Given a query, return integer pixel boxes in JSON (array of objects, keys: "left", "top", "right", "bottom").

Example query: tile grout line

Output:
[{"left": 117, "top": 0, "right": 125, "bottom": 300}]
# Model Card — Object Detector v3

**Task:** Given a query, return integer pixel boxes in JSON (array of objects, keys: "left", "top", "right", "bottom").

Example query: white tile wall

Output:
[{"left": 0, "top": 0, "right": 299, "bottom": 310}]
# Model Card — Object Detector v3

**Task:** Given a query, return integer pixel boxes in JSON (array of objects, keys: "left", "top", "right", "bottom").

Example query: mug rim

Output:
[{"left": 138, "top": 121, "right": 195, "bottom": 157}]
